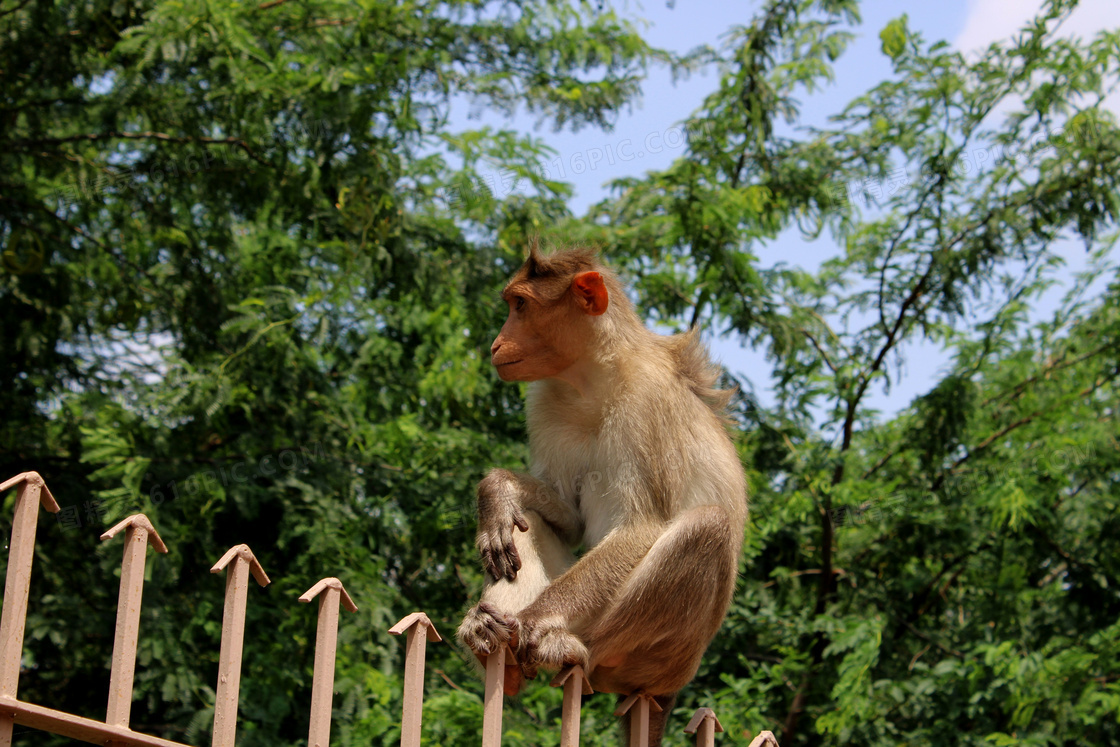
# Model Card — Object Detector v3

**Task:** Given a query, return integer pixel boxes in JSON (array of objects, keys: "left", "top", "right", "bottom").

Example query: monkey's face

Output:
[
  {"left": 490, "top": 295, "right": 588, "bottom": 381},
  {"left": 490, "top": 273, "right": 607, "bottom": 382}
]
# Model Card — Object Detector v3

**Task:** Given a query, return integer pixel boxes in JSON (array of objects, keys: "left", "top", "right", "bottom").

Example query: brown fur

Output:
[{"left": 457, "top": 246, "right": 748, "bottom": 745}]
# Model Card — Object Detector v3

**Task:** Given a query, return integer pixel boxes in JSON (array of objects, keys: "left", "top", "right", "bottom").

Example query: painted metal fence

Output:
[
  {"left": 0, "top": 471, "right": 354, "bottom": 747},
  {"left": 0, "top": 471, "right": 781, "bottom": 747},
  {"left": 389, "top": 610, "right": 781, "bottom": 747}
]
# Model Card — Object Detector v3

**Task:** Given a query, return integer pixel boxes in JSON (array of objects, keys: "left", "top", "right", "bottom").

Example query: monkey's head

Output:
[{"left": 490, "top": 245, "right": 612, "bottom": 383}]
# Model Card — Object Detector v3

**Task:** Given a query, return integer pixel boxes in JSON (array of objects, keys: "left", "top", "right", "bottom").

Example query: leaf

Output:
[{"left": 880, "top": 15, "right": 909, "bottom": 61}]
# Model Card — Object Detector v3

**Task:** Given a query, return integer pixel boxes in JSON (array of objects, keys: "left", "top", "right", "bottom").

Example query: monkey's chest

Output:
[{"left": 533, "top": 439, "right": 632, "bottom": 549}]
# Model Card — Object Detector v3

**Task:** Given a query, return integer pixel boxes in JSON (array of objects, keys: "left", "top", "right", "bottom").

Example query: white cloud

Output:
[
  {"left": 955, "top": 0, "right": 1120, "bottom": 115},
  {"left": 956, "top": 0, "right": 1120, "bottom": 55}
]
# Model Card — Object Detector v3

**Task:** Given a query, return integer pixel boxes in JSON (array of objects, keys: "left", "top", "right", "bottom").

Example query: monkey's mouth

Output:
[{"left": 494, "top": 359, "right": 522, "bottom": 368}]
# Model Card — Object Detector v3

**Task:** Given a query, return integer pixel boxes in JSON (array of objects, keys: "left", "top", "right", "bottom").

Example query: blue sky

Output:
[{"left": 459, "top": 0, "right": 1120, "bottom": 420}]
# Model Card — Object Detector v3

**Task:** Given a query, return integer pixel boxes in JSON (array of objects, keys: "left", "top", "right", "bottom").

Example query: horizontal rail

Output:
[{"left": 0, "top": 696, "right": 190, "bottom": 747}]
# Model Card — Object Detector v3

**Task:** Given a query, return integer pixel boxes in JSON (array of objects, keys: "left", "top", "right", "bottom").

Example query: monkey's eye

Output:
[{"left": 514, "top": 297, "right": 526, "bottom": 312}]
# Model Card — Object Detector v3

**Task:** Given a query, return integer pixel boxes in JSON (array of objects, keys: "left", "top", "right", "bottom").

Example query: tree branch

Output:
[
  {"left": 935, "top": 367, "right": 1120, "bottom": 489},
  {"left": 0, "top": 0, "right": 33, "bottom": 18},
  {"left": 11, "top": 131, "right": 270, "bottom": 167},
  {"left": 980, "top": 342, "right": 1114, "bottom": 408}
]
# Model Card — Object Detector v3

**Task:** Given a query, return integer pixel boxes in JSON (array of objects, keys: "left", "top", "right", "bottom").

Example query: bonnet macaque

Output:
[{"left": 457, "top": 246, "right": 747, "bottom": 743}]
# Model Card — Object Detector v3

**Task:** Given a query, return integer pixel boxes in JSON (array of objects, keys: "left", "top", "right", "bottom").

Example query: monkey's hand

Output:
[
  {"left": 476, "top": 469, "right": 530, "bottom": 581},
  {"left": 518, "top": 614, "right": 589, "bottom": 675},
  {"left": 457, "top": 602, "right": 519, "bottom": 657}
]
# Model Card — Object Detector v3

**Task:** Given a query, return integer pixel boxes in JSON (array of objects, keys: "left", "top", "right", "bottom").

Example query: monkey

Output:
[{"left": 456, "top": 245, "right": 747, "bottom": 744}]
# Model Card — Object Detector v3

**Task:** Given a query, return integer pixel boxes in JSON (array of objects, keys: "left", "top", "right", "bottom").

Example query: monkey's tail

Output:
[{"left": 664, "top": 328, "right": 735, "bottom": 417}]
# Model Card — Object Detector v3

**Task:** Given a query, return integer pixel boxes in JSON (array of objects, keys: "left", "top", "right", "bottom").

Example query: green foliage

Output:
[
  {"left": 584, "top": 0, "right": 1120, "bottom": 744},
  {"left": 0, "top": 0, "right": 650, "bottom": 744},
  {"left": 3, "top": 0, "right": 1120, "bottom": 745}
]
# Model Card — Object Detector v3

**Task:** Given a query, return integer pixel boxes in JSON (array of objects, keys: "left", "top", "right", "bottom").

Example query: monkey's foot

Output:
[
  {"left": 522, "top": 621, "right": 589, "bottom": 673},
  {"left": 457, "top": 602, "right": 518, "bottom": 657}
]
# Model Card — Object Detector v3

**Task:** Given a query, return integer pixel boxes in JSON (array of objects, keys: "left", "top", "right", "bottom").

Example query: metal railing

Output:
[
  {"left": 0, "top": 470, "right": 781, "bottom": 747},
  {"left": 389, "top": 614, "right": 782, "bottom": 747},
  {"left": 389, "top": 613, "right": 784, "bottom": 747},
  {"left": 0, "top": 471, "right": 354, "bottom": 747}
]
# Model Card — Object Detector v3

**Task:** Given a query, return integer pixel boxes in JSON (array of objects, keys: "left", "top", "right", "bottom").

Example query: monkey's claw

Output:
[{"left": 457, "top": 602, "right": 518, "bottom": 657}]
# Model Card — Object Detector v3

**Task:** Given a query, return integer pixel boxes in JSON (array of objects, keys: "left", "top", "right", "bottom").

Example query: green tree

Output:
[
  {"left": 6, "top": 0, "right": 1120, "bottom": 745},
  {"left": 1, "top": 0, "right": 653, "bottom": 744},
  {"left": 581, "top": 0, "right": 1120, "bottom": 744}
]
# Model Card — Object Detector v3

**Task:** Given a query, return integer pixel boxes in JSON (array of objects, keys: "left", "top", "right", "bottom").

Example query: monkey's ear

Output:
[{"left": 572, "top": 272, "right": 609, "bottom": 316}]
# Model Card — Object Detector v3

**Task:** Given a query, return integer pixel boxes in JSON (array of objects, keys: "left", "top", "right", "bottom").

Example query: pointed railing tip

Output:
[
  {"left": 747, "top": 730, "right": 780, "bottom": 747},
  {"left": 389, "top": 612, "right": 443, "bottom": 643},
  {"left": 210, "top": 544, "right": 271, "bottom": 586},
  {"left": 550, "top": 665, "right": 594, "bottom": 695},
  {"left": 614, "top": 690, "right": 664, "bottom": 717},
  {"left": 0, "top": 471, "right": 60, "bottom": 512},
  {"left": 299, "top": 577, "right": 358, "bottom": 613},
  {"left": 99, "top": 514, "right": 169, "bottom": 553},
  {"left": 684, "top": 707, "right": 725, "bottom": 735}
]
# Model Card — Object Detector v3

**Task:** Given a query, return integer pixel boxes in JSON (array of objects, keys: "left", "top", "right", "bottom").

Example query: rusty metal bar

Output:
[
  {"left": 210, "top": 545, "right": 270, "bottom": 747},
  {"left": 550, "top": 666, "right": 592, "bottom": 747},
  {"left": 0, "top": 472, "right": 59, "bottom": 747},
  {"left": 0, "top": 696, "right": 190, "bottom": 747},
  {"left": 101, "top": 515, "right": 168, "bottom": 730},
  {"left": 388, "top": 612, "right": 442, "bottom": 747},
  {"left": 300, "top": 578, "right": 358, "bottom": 747}
]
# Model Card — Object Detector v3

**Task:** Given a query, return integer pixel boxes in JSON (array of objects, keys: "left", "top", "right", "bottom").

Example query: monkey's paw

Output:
[
  {"left": 476, "top": 470, "right": 530, "bottom": 582},
  {"left": 457, "top": 602, "right": 518, "bottom": 657},
  {"left": 521, "top": 619, "right": 589, "bottom": 673}
]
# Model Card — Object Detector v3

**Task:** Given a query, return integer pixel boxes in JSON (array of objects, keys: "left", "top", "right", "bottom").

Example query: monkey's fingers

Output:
[
  {"left": 519, "top": 658, "right": 539, "bottom": 682},
  {"left": 503, "top": 535, "right": 522, "bottom": 579},
  {"left": 479, "top": 537, "right": 502, "bottom": 579},
  {"left": 479, "top": 530, "right": 519, "bottom": 581},
  {"left": 482, "top": 547, "right": 509, "bottom": 581},
  {"left": 493, "top": 526, "right": 521, "bottom": 580},
  {"left": 458, "top": 602, "right": 516, "bottom": 658},
  {"left": 513, "top": 512, "right": 529, "bottom": 533}
]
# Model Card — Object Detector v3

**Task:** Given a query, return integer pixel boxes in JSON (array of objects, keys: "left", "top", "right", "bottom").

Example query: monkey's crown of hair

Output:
[{"left": 524, "top": 245, "right": 601, "bottom": 279}]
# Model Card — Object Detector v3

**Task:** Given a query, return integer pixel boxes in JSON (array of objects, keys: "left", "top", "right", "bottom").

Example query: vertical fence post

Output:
[
  {"left": 481, "top": 646, "right": 514, "bottom": 747},
  {"left": 388, "top": 612, "right": 442, "bottom": 747},
  {"left": 550, "top": 665, "right": 592, "bottom": 747},
  {"left": 299, "top": 578, "right": 358, "bottom": 747},
  {"left": 684, "top": 708, "right": 724, "bottom": 747},
  {"left": 615, "top": 691, "right": 662, "bottom": 747},
  {"left": 210, "top": 545, "right": 270, "bottom": 747},
  {"left": 100, "top": 515, "right": 168, "bottom": 732},
  {"left": 0, "top": 472, "right": 59, "bottom": 747}
]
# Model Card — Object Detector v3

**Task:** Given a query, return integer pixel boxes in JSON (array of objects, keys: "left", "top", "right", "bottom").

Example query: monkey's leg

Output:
[
  {"left": 513, "top": 523, "right": 664, "bottom": 672},
  {"left": 583, "top": 505, "right": 740, "bottom": 696},
  {"left": 457, "top": 511, "right": 574, "bottom": 691}
]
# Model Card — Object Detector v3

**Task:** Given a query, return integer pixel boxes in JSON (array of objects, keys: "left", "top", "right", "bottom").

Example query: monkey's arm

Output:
[
  {"left": 476, "top": 468, "right": 583, "bottom": 581},
  {"left": 520, "top": 522, "right": 661, "bottom": 625}
]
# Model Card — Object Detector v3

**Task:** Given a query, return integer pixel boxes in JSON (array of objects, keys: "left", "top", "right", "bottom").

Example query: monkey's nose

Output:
[{"left": 490, "top": 340, "right": 502, "bottom": 356}]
